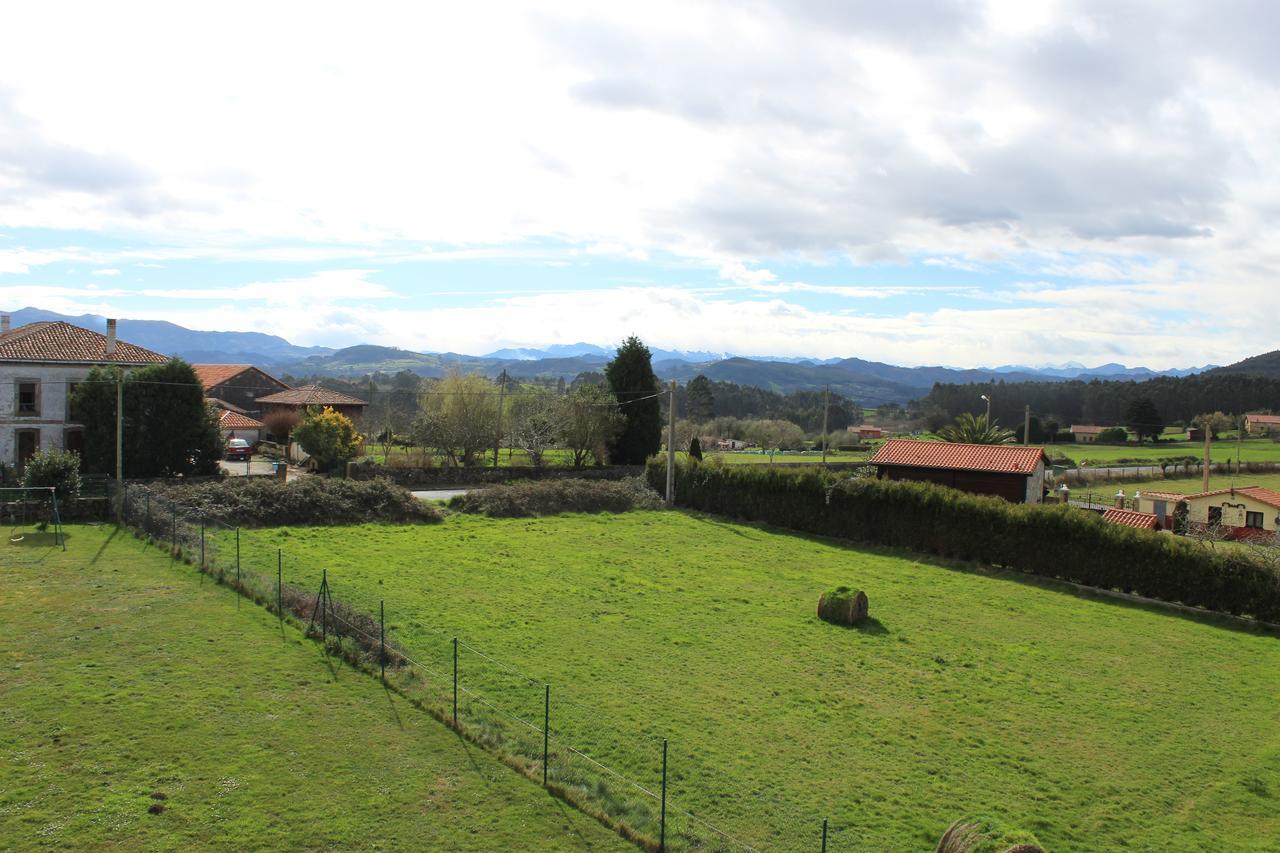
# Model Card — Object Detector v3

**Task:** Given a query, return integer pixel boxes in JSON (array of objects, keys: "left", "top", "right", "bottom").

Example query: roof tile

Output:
[
  {"left": 870, "top": 439, "right": 1048, "bottom": 475},
  {"left": 1102, "top": 508, "right": 1160, "bottom": 529},
  {"left": 256, "top": 384, "right": 367, "bottom": 407},
  {"left": 0, "top": 321, "right": 167, "bottom": 365}
]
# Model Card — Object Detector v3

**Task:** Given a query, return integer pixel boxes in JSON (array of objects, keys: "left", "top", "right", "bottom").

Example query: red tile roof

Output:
[
  {"left": 1070, "top": 425, "right": 1107, "bottom": 434},
  {"left": 1137, "top": 486, "right": 1280, "bottom": 510},
  {"left": 0, "top": 321, "right": 167, "bottom": 365},
  {"left": 870, "top": 439, "right": 1048, "bottom": 475},
  {"left": 256, "top": 384, "right": 367, "bottom": 407},
  {"left": 1246, "top": 414, "right": 1280, "bottom": 425},
  {"left": 218, "top": 410, "right": 265, "bottom": 430},
  {"left": 1102, "top": 508, "right": 1160, "bottom": 529},
  {"left": 193, "top": 363, "right": 289, "bottom": 391}
]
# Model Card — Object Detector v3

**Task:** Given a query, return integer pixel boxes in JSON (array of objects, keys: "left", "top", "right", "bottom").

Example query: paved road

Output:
[
  {"left": 219, "top": 459, "right": 279, "bottom": 477},
  {"left": 412, "top": 488, "right": 476, "bottom": 502}
]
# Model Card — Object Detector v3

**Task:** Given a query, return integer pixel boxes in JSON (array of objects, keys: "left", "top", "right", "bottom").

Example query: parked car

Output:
[{"left": 225, "top": 438, "right": 253, "bottom": 461}]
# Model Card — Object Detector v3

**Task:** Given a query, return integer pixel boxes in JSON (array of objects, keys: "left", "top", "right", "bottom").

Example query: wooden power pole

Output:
[{"left": 115, "top": 367, "right": 124, "bottom": 522}]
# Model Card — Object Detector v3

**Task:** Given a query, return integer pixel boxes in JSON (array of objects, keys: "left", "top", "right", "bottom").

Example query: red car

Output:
[{"left": 225, "top": 438, "right": 253, "bottom": 461}]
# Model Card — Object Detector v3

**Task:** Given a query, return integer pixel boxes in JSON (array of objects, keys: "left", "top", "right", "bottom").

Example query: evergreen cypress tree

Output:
[{"left": 604, "top": 336, "right": 662, "bottom": 464}]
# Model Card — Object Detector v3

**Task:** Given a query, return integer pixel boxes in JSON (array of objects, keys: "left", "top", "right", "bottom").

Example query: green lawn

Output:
[
  {"left": 0, "top": 525, "right": 625, "bottom": 851},
  {"left": 225, "top": 512, "right": 1280, "bottom": 850},
  {"left": 1081, "top": 471, "right": 1280, "bottom": 495},
  {"left": 1056, "top": 438, "right": 1280, "bottom": 467}
]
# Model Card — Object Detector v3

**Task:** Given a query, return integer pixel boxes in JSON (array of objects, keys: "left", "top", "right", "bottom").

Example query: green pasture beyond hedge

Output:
[
  {"left": 226, "top": 513, "right": 1280, "bottom": 850},
  {"left": 647, "top": 460, "right": 1280, "bottom": 622}
]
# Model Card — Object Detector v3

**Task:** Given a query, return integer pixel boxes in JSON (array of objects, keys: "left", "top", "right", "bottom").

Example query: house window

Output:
[
  {"left": 1208, "top": 506, "right": 1223, "bottom": 526},
  {"left": 1246, "top": 511, "right": 1265, "bottom": 529},
  {"left": 16, "top": 381, "right": 39, "bottom": 415}
]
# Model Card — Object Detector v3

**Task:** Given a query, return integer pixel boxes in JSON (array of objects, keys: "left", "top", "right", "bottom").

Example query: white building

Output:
[{"left": 0, "top": 316, "right": 168, "bottom": 475}]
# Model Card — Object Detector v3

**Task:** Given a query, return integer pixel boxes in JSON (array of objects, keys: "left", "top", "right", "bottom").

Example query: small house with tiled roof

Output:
[
  {"left": 1070, "top": 425, "right": 1108, "bottom": 443},
  {"left": 193, "top": 364, "right": 290, "bottom": 419},
  {"left": 869, "top": 439, "right": 1049, "bottom": 504},
  {"left": 1245, "top": 413, "right": 1280, "bottom": 436},
  {"left": 1134, "top": 485, "right": 1280, "bottom": 542},
  {"left": 256, "top": 384, "right": 367, "bottom": 422},
  {"left": 0, "top": 315, "right": 167, "bottom": 474}
]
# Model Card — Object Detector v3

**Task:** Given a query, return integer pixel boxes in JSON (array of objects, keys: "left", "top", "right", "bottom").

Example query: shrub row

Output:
[
  {"left": 449, "top": 477, "right": 662, "bottom": 518},
  {"left": 646, "top": 459, "right": 1280, "bottom": 622},
  {"left": 144, "top": 476, "right": 441, "bottom": 527}
]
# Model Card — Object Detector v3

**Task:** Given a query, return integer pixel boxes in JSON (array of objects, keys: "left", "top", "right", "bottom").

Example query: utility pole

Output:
[
  {"left": 1023, "top": 405, "right": 1031, "bottom": 446},
  {"left": 115, "top": 367, "right": 124, "bottom": 522},
  {"left": 1202, "top": 426, "right": 1212, "bottom": 494},
  {"left": 665, "top": 379, "right": 676, "bottom": 505},
  {"left": 821, "top": 384, "right": 830, "bottom": 465}
]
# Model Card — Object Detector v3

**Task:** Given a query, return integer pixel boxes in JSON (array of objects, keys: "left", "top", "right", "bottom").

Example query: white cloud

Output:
[{"left": 91, "top": 268, "right": 120, "bottom": 276}]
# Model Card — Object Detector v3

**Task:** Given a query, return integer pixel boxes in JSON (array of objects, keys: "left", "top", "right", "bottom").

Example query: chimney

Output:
[
  {"left": 1114, "top": 489, "right": 1126, "bottom": 509},
  {"left": 1, "top": 314, "right": 9, "bottom": 334},
  {"left": 105, "top": 318, "right": 117, "bottom": 357}
]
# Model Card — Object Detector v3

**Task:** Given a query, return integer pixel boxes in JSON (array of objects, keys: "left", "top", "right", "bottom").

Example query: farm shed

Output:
[{"left": 870, "top": 439, "right": 1049, "bottom": 504}]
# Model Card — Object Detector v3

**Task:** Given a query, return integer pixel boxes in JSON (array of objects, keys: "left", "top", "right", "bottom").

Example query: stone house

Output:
[
  {"left": 0, "top": 316, "right": 168, "bottom": 475},
  {"left": 194, "top": 364, "right": 290, "bottom": 420}
]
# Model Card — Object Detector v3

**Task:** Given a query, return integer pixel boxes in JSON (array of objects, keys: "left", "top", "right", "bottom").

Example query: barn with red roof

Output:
[{"left": 869, "top": 439, "right": 1050, "bottom": 504}]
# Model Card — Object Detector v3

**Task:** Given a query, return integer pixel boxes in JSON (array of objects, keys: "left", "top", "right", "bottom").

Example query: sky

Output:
[{"left": 1, "top": 1, "right": 1277, "bottom": 368}]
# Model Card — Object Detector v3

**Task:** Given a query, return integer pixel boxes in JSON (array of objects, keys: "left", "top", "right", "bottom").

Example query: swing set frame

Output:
[{"left": 1, "top": 486, "right": 66, "bottom": 551}]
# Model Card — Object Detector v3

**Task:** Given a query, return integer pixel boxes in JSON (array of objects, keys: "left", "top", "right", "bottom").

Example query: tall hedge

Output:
[{"left": 647, "top": 460, "right": 1280, "bottom": 622}]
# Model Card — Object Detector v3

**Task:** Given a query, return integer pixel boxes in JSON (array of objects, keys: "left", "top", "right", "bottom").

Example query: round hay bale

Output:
[{"left": 817, "top": 586, "right": 868, "bottom": 626}]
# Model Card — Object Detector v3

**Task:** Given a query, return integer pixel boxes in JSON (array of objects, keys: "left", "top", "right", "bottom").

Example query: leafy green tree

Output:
[
  {"left": 560, "top": 383, "right": 623, "bottom": 467},
  {"left": 938, "top": 413, "right": 1014, "bottom": 444},
  {"left": 20, "top": 448, "right": 82, "bottom": 500},
  {"left": 1192, "top": 411, "right": 1235, "bottom": 439},
  {"left": 70, "top": 360, "right": 222, "bottom": 478},
  {"left": 1124, "top": 397, "right": 1165, "bottom": 443},
  {"left": 413, "top": 373, "right": 500, "bottom": 467},
  {"left": 293, "top": 406, "right": 359, "bottom": 471},
  {"left": 510, "top": 388, "right": 560, "bottom": 467},
  {"left": 686, "top": 374, "right": 715, "bottom": 422},
  {"left": 605, "top": 336, "right": 662, "bottom": 465}
]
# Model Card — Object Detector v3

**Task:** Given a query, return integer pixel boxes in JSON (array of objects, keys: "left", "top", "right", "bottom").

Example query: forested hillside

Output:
[{"left": 922, "top": 373, "right": 1280, "bottom": 427}]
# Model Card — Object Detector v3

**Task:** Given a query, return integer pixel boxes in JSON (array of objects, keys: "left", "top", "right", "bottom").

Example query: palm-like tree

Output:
[{"left": 937, "top": 412, "right": 1014, "bottom": 444}]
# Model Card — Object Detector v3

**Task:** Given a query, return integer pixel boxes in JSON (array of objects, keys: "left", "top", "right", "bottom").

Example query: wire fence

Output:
[{"left": 115, "top": 481, "right": 853, "bottom": 851}]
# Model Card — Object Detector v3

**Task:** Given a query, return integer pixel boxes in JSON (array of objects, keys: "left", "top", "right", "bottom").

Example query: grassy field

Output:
[
  {"left": 226, "top": 511, "right": 1280, "bottom": 850},
  {"left": 1081, "top": 471, "right": 1280, "bottom": 495},
  {"left": 1056, "top": 438, "right": 1280, "bottom": 466},
  {"left": 0, "top": 525, "right": 624, "bottom": 850}
]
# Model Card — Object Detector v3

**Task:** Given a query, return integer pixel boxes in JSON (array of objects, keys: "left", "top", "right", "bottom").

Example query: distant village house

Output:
[
  {"left": 1245, "top": 413, "right": 1280, "bottom": 436},
  {"left": 194, "top": 364, "right": 291, "bottom": 419},
  {"left": 1070, "top": 425, "right": 1106, "bottom": 443},
  {"left": 1134, "top": 486, "right": 1280, "bottom": 542},
  {"left": 256, "top": 384, "right": 368, "bottom": 422}
]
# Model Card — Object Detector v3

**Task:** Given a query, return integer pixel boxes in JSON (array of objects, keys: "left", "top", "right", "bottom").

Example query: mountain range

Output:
[{"left": 3, "top": 306, "right": 1228, "bottom": 404}]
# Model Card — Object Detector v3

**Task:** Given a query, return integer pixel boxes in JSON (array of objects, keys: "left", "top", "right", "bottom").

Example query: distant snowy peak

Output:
[{"left": 986, "top": 362, "right": 1213, "bottom": 379}]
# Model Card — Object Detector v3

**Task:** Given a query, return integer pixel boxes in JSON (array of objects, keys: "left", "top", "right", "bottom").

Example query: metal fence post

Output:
[
  {"left": 200, "top": 519, "right": 206, "bottom": 568},
  {"left": 277, "top": 549, "right": 283, "bottom": 620},
  {"left": 452, "top": 637, "right": 458, "bottom": 726},
  {"left": 822, "top": 817, "right": 828, "bottom": 852},
  {"left": 660, "top": 739, "right": 668, "bottom": 852},
  {"left": 235, "top": 527, "right": 241, "bottom": 586},
  {"left": 379, "top": 600, "right": 386, "bottom": 681},
  {"left": 543, "top": 684, "right": 550, "bottom": 786},
  {"left": 171, "top": 503, "right": 177, "bottom": 552},
  {"left": 145, "top": 491, "right": 150, "bottom": 537}
]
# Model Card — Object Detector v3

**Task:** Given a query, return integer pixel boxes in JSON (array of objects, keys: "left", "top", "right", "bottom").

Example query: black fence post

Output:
[
  {"left": 660, "top": 738, "right": 668, "bottom": 852},
  {"left": 379, "top": 600, "right": 386, "bottom": 681},
  {"left": 452, "top": 637, "right": 458, "bottom": 726},
  {"left": 200, "top": 519, "right": 206, "bottom": 569},
  {"left": 171, "top": 503, "right": 177, "bottom": 553},
  {"left": 277, "top": 549, "right": 283, "bottom": 620},
  {"left": 235, "top": 527, "right": 241, "bottom": 587},
  {"left": 145, "top": 491, "right": 150, "bottom": 538},
  {"left": 822, "top": 817, "right": 828, "bottom": 852},
  {"left": 543, "top": 684, "right": 550, "bottom": 786}
]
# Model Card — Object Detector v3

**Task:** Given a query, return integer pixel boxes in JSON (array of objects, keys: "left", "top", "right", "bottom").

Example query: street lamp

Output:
[{"left": 980, "top": 394, "right": 991, "bottom": 422}]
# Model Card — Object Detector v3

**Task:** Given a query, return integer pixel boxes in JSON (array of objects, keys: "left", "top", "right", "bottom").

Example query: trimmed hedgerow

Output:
[
  {"left": 647, "top": 459, "right": 1280, "bottom": 622},
  {"left": 147, "top": 476, "right": 441, "bottom": 527},
  {"left": 450, "top": 477, "right": 662, "bottom": 518}
]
